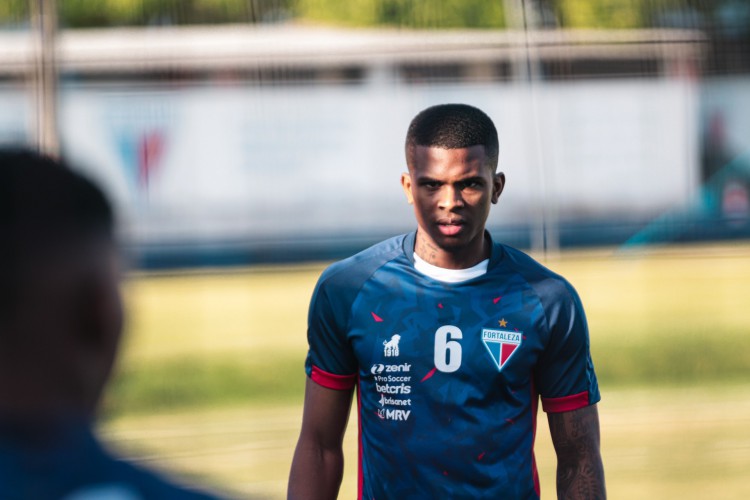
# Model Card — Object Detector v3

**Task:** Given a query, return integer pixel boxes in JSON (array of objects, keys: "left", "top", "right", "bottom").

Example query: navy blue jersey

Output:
[{"left": 305, "top": 232, "right": 600, "bottom": 499}]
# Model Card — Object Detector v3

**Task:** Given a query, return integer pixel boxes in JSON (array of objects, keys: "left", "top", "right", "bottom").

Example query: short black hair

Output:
[
  {"left": 0, "top": 149, "right": 114, "bottom": 319},
  {"left": 405, "top": 103, "right": 499, "bottom": 170}
]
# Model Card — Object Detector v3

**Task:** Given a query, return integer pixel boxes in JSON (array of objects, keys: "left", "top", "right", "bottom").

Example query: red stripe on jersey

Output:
[
  {"left": 541, "top": 391, "right": 590, "bottom": 413},
  {"left": 357, "top": 383, "right": 364, "bottom": 500},
  {"left": 531, "top": 377, "right": 540, "bottom": 498},
  {"left": 310, "top": 366, "right": 357, "bottom": 390}
]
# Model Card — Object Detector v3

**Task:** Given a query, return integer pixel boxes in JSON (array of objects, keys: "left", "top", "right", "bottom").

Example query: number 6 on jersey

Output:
[{"left": 434, "top": 325, "right": 463, "bottom": 372}]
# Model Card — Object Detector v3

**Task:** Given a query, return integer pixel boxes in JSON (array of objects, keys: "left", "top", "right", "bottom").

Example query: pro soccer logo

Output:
[{"left": 482, "top": 328, "right": 522, "bottom": 371}]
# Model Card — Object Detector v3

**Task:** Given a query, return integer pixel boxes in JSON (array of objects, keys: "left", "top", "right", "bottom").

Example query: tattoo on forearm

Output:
[{"left": 549, "top": 406, "right": 606, "bottom": 499}]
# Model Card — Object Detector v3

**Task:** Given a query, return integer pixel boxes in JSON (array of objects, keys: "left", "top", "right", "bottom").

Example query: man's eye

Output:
[{"left": 462, "top": 180, "right": 481, "bottom": 189}]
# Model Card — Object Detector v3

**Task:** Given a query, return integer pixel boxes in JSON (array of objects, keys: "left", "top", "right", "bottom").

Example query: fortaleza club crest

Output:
[{"left": 482, "top": 328, "right": 522, "bottom": 371}]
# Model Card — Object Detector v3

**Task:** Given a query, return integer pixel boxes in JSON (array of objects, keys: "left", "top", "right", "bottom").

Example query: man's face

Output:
[{"left": 401, "top": 145, "right": 504, "bottom": 261}]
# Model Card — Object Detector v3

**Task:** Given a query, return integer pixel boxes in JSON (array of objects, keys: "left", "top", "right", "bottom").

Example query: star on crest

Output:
[{"left": 499, "top": 318, "right": 508, "bottom": 327}]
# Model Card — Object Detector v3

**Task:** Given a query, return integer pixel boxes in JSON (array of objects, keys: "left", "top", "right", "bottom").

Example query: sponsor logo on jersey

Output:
[
  {"left": 374, "top": 375, "right": 411, "bottom": 383},
  {"left": 378, "top": 394, "right": 412, "bottom": 407},
  {"left": 388, "top": 362, "right": 411, "bottom": 372},
  {"left": 383, "top": 334, "right": 401, "bottom": 357},
  {"left": 482, "top": 328, "right": 522, "bottom": 371},
  {"left": 370, "top": 362, "right": 411, "bottom": 375},
  {"left": 375, "top": 382, "right": 411, "bottom": 394},
  {"left": 377, "top": 408, "right": 411, "bottom": 421}
]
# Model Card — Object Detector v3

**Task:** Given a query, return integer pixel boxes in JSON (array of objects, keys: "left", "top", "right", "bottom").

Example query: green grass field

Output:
[{"left": 100, "top": 243, "right": 750, "bottom": 499}]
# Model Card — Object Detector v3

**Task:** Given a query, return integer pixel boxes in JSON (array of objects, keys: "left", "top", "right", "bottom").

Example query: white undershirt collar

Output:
[{"left": 413, "top": 252, "right": 489, "bottom": 283}]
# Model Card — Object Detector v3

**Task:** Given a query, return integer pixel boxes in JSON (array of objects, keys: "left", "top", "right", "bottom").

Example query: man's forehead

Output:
[
  {"left": 410, "top": 144, "right": 492, "bottom": 172},
  {"left": 413, "top": 144, "right": 486, "bottom": 155}
]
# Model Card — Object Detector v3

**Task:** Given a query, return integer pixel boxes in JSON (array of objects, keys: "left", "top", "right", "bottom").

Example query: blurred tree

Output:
[
  {"left": 59, "top": 0, "right": 132, "bottom": 27},
  {"left": 550, "top": 0, "right": 726, "bottom": 30},
  {"left": 0, "top": 0, "right": 29, "bottom": 27},
  {"left": 55, "top": 0, "right": 292, "bottom": 27},
  {"left": 553, "top": 0, "right": 645, "bottom": 29},
  {"left": 0, "top": 0, "right": 738, "bottom": 30},
  {"left": 295, "top": 0, "right": 378, "bottom": 26},
  {"left": 296, "top": 0, "right": 505, "bottom": 28}
]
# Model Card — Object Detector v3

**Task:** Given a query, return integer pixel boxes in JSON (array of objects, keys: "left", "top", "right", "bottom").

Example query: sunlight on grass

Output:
[
  {"left": 101, "top": 384, "right": 750, "bottom": 500},
  {"left": 110, "top": 243, "right": 750, "bottom": 417},
  {"left": 103, "top": 242, "right": 750, "bottom": 499}
]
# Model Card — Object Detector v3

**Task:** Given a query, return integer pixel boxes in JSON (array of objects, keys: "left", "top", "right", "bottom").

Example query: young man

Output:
[
  {"left": 0, "top": 149, "right": 223, "bottom": 499},
  {"left": 288, "top": 104, "right": 605, "bottom": 499}
]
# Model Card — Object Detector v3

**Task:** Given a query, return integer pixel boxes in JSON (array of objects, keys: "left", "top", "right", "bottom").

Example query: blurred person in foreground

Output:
[
  {"left": 289, "top": 104, "right": 605, "bottom": 499},
  {"left": 0, "top": 149, "right": 221, "bottom": 499}
]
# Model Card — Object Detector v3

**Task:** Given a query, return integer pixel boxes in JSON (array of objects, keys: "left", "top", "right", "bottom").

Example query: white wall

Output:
[{"left": 1, "top": 76, "right": 705, "bottom": 246}]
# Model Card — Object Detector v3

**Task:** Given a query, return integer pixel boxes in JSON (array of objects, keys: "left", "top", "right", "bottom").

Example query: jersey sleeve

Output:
[
  {"left": 304, "top": 270, "right": 358, "bottom": 391},
  {"left": 533, "top": 278, "right": 600, "bottom": 413}
]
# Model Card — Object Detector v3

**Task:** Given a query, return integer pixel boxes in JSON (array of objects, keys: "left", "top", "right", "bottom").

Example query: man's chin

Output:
[{"left": 432, "top": 234, "right": 471, "bottom": 250}]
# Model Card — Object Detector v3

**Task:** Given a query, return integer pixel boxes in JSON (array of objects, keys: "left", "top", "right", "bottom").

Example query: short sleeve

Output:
[
  {"left": 533, "top": 279, "right": 600, "bottom": 413},
  {"left": 304, "top": 273, "right": 358, "bottom": 391}
]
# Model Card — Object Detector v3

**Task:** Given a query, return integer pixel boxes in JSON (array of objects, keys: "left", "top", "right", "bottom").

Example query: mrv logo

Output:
[
  {"left": 377, "top": 408, "right": 411, "bottom": 421},
  {"left": 370, "top": 363, "right": 411, "bottom": 375}
]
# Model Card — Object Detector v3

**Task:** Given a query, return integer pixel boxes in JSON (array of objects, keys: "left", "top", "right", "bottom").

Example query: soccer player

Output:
[
  {"left": 288, "top": 104, "right": 605, "bottom": 499},
  {"left": 0, "top": 149, "right": 223, "bottom": 499}
]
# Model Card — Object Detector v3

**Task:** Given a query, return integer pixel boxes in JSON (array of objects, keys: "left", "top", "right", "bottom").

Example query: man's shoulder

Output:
[
  {"left": 317, "top": 233, "right": 408, "bottom": 291},
  {"left": 493, "top": 242, "right": 557, "bottom": 278},
  {"left": 104, "top": 455, "right": 223, "bottom": 499},
  {"left": 0, "top": 423, "right": 224, "bottom": 500},
  {"left": 58, "top": 464, "right": 222, "bottom": 500},
  {"left": 493, "top": 242, "right": 578, "bottom": 303}
]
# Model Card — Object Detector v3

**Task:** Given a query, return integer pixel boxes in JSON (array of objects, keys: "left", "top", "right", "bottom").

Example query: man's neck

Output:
[
  {"left": 0, "top": 367, "right": 94, "bottom": 421},
  {"left": 414, "top": 230, "right": 490, "bottom": 270}
]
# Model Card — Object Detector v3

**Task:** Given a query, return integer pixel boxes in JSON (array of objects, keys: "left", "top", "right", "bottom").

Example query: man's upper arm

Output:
[
  {"left": 305, "top": 268, "right": 359, "bottom": 384},
  {"left": 298, "top": 378, "right": 354, "bottom": 447},
  {"left": 288, "top": 378, "right": 354, "bottom": 500},
  {"left": 533, "top": 276, "right": 600, "bottom": 413},
  {"left": 547, "top": 404, "right": 605, "bottom": 499}
]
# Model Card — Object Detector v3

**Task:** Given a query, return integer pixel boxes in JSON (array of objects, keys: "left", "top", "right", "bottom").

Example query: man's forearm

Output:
[
  {"left": 548, "top": 405, "right": 606, "bottom": 499},
  {"left": 555, "top": 447, "right": 605, "bottom": 499},
  {"left": 288, "top": 441, "right": 344, "bottom": 500}
]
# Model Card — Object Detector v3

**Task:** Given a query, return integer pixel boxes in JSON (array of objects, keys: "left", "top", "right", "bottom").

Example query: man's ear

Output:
[
  {"left": 74, "top": 254, "right": 123, "bottom": 355},
  {"left": 401, "top": 172, "right": 414, "bottom": 205},
  {"left": 491, "top": 172, "right": 505, "bottom": 204},
  {"left": 75, "top": 253, "right": 124, "bottom": 397}
]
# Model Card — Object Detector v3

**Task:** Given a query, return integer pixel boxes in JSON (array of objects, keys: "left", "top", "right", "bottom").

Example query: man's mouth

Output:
[{"left": 437, "top": 220, "right": 465, "bottom": 236}]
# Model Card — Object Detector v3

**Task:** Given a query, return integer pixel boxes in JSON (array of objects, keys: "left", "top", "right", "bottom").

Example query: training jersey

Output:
[{"left": 305, "top": 231, "right": 600, "bottom": 500}]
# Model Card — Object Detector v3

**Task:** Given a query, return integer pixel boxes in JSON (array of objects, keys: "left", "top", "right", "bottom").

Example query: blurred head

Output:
[
  {"left": 0, "top": 149, "right": 123, "bottom": 419},
  {"left": 402, "top": 105, "right": 504, "bottom": 267}
]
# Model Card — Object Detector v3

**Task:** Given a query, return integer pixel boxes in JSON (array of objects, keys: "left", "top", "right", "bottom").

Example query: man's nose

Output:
[{"left": 438, "top": 185, "right": 465, "bottom": 210}]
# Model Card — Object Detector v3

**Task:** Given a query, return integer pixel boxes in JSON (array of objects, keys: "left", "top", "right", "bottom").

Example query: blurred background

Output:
[{"left": 2, "top": 1, "right": 749, "bottom": 498}]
